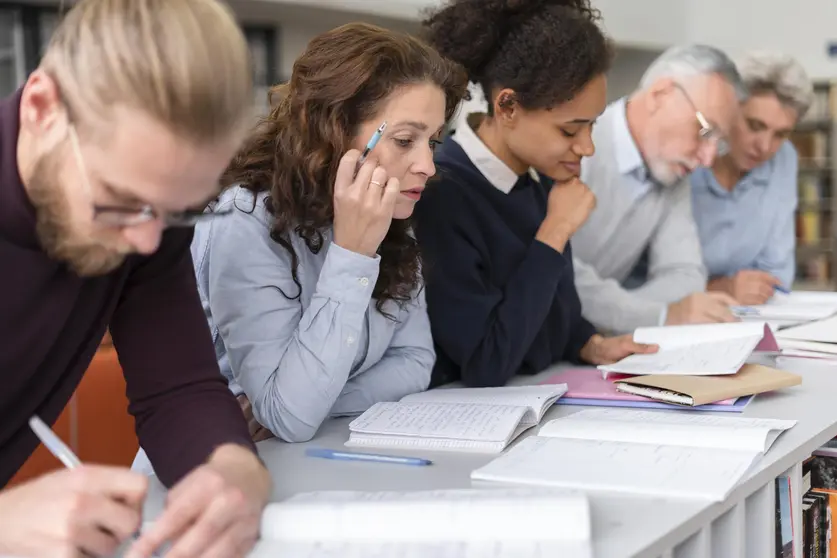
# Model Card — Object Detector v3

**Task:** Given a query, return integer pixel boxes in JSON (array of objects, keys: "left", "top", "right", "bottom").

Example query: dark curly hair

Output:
[
  {"left": 222, "top": 23, "right": 468, "bottom": 315},
  {"left": 423, "top": 0, "right": 612, "bottom": 114}
]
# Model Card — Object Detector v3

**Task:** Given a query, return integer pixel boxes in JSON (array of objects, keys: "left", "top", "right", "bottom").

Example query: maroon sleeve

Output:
[{"left": 109, "top": 228, "right": 256, "bottom": 487}]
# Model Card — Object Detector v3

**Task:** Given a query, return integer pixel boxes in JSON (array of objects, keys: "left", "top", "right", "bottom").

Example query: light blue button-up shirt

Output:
[
  {"left": 191, "top": 186, "right": 433, "bottom": 442},
  {"left": 690, "top": 141, "right": 798, "bottom": 288}
]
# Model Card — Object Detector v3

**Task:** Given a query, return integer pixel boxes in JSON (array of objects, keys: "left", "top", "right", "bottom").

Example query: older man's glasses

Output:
[
  {"left": 672, "top": 82, "right": 730, "bottom": 157},
  {"left": 67, "top": 124, "right": 230, "bottom": 227}
]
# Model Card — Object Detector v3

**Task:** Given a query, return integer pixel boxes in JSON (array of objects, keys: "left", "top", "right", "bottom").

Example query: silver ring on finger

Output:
[{"left": 370, "top": 180, "right": 384, "bottom": 188}]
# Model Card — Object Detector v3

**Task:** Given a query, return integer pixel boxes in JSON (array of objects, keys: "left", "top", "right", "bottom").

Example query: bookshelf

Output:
[{"left": 791, "top": 81, "right": 837, "bottom": 290}]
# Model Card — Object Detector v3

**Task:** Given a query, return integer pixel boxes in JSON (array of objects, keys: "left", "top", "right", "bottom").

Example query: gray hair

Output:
[
  {"left": 639, "top": 44, "right": 748, "bottom": 101},
  {"left": 736, "top": 50, "right": 814, "bottom": 119}
]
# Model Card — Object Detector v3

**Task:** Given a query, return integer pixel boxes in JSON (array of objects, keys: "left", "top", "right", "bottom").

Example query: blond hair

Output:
[{"left": 41, "top": 0, "right": 254, "bottom": 143}]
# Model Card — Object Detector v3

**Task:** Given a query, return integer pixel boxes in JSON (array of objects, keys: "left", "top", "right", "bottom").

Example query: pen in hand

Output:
[
  {"left": 355, "top": 121, "right": 387, "bottom": 173},
  {"left": 29, "top": 415, "right": 82, "bottom": 469}
]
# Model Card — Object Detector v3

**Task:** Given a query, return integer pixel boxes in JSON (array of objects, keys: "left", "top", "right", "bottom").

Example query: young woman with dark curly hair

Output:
[
  {"left": 182, "top": 23, "right": 467, "bottom": 443},
  {"left": 414, "top": 0, "right": 658, "bottom": 388}
]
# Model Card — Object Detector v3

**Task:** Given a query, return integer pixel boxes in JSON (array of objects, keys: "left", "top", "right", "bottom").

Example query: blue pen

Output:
[
  {"left": 356, "top": 121, "right": 387, "bottom": 169},
  {"left": 731, "top": 305, "right": 759, "bottom": 316},
  {"left": 774, "top": 285, "right": 791, "bottom": 295},
  {"left": 305, "top": 447, "right": 432, "bottom": 466}
]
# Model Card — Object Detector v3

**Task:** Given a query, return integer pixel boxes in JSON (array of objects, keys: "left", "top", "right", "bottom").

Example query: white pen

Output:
[{"left": 29, "top": 415, "right": 82, "bottom": 469}]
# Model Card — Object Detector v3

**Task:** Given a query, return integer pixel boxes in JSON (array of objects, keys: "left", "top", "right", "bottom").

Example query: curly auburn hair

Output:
[
  {"left": 222, "top": 23, "right": 467, "bottom": 315},
  {"left": 423, "top": 0, "right": 612, "bottom": 113}
]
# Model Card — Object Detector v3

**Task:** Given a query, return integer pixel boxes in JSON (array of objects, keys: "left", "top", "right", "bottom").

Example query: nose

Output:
[
  {"left": 575, "top": 128, "right": 596, "bottom": 158},
  {"left": 697, "top": 139, "right": 718, "bottom": 167},
  {"left": 121, "top": 220, "right": 164, "bottom": 255},
  {"left": 756, "top": 134, "right": 771, "bottom": 154},
  {"left": 416, "top": 145, "right": 437, "bottom": 178}
]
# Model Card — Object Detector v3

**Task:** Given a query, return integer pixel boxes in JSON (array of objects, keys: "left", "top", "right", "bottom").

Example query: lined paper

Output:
[
  {"left": 539, "top": 409, "right": 796, "bottom": 453},
  {"left": 348, "top": 402, "right": 526, "bottom": 442},
  {"left": 399, "top": 385, "right": 567, "bottom": 425},
  {"left": 471, "top": 437, "right": 760, "bottom": 501}
]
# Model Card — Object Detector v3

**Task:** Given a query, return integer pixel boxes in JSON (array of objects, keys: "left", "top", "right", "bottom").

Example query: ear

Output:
[
  {"left": 645, "top": 77, "right": 676, "bottom": 115},
  {"left": 493, "top": 88, "right": 519, "bottom": 125},
  {"left": 19, "top": 70, "right": 65, "bottom": 136}
]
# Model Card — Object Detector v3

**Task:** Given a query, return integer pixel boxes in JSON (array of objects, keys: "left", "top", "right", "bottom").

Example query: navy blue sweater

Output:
[{"left": 413, "top": 136, "right": 597, "bottom": 388}]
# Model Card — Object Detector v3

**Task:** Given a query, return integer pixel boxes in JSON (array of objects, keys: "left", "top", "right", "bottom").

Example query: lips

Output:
[
  {"left": 401, "top": 187, "right": 424, "bottom": 201},
  {"left": 561, "top": 161, "right": 581, "bottom": 175}
]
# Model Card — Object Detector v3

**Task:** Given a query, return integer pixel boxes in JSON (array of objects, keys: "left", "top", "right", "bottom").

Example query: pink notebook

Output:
[{"left": 541, "top": 367, "right": 737, "bottom": 405}]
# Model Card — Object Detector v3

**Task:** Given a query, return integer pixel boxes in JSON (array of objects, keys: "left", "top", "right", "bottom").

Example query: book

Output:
[
  {"left": 808, "top": 491, "right": 831, "bottom": 558},
  {"left": 470, "top": 408, "right": 797, "bottom": 501},
  {"left": 598, "top": 322, "right": 778, "bottom": 377},
  {"left": 254, "top": 488, "right": 593, "bottom": 558},
  {"left": 345, "top": 385, "right": 568, "bottom": 453},
  {"left": 612, "top": 364, "right": 801, "bottom": 407},
  {"left": 776, "top": 474, "right": 794, "bottom": 558},
  {"left": 778, "top": 315, "right": 837, "bottom": 347}
]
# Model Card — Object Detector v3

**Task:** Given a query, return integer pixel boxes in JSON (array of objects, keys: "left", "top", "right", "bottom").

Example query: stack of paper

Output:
[
  {"left": 345, "top": 385, "right": 567, "bottom": 453},
  {"left": 471, "top": 409, "right": 797, "bottom": 502},
  {"left": 599, "top": 322, "right": 777, "bottom": 377},
  {"left": 775, "top": 314, "right": 837, "bottom": 361},
  {"left": 253, "top": 488, "right": 593, "bottom": 558},
  {"left": 735, "top": 291, "right": 837, "bottom": 329}
]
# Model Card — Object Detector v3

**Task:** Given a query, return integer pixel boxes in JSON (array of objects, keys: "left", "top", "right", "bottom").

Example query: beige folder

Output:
[{"left": 613, "top": 364, "right": 802, "bottom": 407}]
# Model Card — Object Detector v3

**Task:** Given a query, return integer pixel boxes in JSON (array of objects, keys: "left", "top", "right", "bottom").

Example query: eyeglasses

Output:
[
  {"left": 671, "top": 82, "right": 730, "bottom": 156},
  {"left": 67, "top": 124, "right": 231, "bottom": 228}
]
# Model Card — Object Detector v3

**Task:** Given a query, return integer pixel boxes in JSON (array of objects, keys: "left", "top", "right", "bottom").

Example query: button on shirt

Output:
[{"left": 690, "top": 141, "right": 798, "bottom": 288}]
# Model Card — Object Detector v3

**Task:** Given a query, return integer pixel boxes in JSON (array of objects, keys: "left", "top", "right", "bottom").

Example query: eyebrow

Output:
[
  {"left": 392, "top": 120, "right": 429, "bottom": 131},
  {"left": 103, "top": 181, "right": 149, "bottom": 207}
]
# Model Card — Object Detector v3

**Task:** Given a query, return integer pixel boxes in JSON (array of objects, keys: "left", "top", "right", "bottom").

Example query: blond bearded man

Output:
[{"left": 0, "top": 0, "right": 271, "bottom": 557}]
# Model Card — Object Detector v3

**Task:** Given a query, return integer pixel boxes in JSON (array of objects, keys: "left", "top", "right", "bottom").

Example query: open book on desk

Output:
[
  {"left": 253, "top": 488, "right": 592, "bottom": 558},
  {"left": 346, "top": 385, "right": 568, "bottom": 453},
  {"left": 471, "top": 408, "right": 796, "bottom": 502},
  {"left": 599, "top": 321, "right": 778, "bottom": 377}
]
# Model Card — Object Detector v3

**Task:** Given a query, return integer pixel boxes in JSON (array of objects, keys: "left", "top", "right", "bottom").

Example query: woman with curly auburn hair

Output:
[
  {"left": 190, "top": 22, "right": 468, "bottom": 442},
  {"left": 414, "top": 0, "right": 658, "bottom": 389}
]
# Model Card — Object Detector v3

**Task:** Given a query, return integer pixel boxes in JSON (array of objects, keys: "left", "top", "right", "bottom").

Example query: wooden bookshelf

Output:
[{"left": 791, "top": 81, "right": 837, "bottom": 290}]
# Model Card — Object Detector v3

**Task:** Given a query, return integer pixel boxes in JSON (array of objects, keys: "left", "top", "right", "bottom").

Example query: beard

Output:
[{"left": 27, "top": 151, "right": 127, "bottom": 277}]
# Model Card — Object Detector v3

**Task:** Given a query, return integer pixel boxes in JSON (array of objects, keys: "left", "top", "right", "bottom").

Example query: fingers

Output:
[
  {"left": 705, "top": 300, "right": 736, "bottom": 323},
  {"left": 706, "top": 291, "right": 738, "bottom": 307},
  {"left": 70, "top": 466, "right": 148, "bottom": 508},
  {"left": 126, "top": 475, "right": 214, "bottom": 558},
  {"left": 632, "top": 342, "right": 659, "bottom": 354},
  {"left": 73, "top": 522, "right": 122, "bottom": 558},
  {"left": 75, "top": 492, "right": 143, "bottom": 544},
  {"left": 363, "top": 166, "right": 389, "bottom": 201},
  {"left": 353, "top": 157, "right": 379, "bottom": 193},
  {"left": 380, "top": 176, "right": 400, "bottom": 209},
  {"left": 334, "top": 149, "right": 362, "bottom": 195},
  {"left": 158, "top": 490, "right": 244, "bottom": 558}
]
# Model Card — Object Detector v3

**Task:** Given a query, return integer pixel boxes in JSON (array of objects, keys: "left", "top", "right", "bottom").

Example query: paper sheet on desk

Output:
[
  {"left": 250, "top": 540, "right": 593, "bottom": 558},
  {"left": 599, "top": 322, "right": 777, "bottom": 377}
]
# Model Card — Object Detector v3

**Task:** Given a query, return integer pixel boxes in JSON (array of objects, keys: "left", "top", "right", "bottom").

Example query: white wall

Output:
[{"left": 685, "top": 0, "right": 837, "bottom": 80}]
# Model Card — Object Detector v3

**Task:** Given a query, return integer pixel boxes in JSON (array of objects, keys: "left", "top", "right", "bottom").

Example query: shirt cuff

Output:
[
  {"left": 315, "top": 242, "right": 381, "bottom": 310},
  {"left": 658, "top": 306, "right": 668, "bottom": 326}
]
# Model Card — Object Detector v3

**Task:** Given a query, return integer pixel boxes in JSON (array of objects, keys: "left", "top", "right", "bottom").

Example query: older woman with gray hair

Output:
[{"left": 691, "top": 51, "right": 813, "bottom": 305}]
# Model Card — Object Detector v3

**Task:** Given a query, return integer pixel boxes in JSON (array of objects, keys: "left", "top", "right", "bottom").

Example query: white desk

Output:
[{"left": 142, "top": 357, "right": 837, "bottom": 558}]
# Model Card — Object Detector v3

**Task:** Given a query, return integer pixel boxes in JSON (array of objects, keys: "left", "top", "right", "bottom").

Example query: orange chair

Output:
[{"left": 8, "top": 340, "right": 138, "bottom": 486}]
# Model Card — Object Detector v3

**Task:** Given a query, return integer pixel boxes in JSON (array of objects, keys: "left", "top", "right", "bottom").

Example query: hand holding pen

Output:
[
  {"left": 0, "top": 416, "right": 147, "bottom": 558},
  {"left": 333, "top": 121, "right": 400, "bottom": 258}
]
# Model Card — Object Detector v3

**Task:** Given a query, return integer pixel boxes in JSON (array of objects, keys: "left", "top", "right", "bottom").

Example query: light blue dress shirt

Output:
[
  {"left": 690, "top": 141, "right": 798, "bottom": 288},
  {"left": 191, "top": 186, "right": 433, "bottom": 442}
]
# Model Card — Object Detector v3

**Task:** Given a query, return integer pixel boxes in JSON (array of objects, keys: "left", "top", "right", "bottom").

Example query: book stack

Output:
[{"left": 791, "top": 449, "right": 837, "bottom": 557}]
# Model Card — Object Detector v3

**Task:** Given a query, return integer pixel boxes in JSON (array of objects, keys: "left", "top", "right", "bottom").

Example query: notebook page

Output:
[
  {"left": 777, "top": 315, "right": 837, "bottom": 344},
  {"left": 471, "top": 436, "right": 760, "bottom": 502},
  {"left": 598, "top": 335, "right": 761, "bottom": 376},
  {"left": 262, "top": 488, "right": 590, "bottom": 542},
  {"left": 251, "top": 540, "right": 592, "bottom": 558},
  {"left": 633, "top": 322, "right": 767, "bottom": 349},
  {"left": 399, "top": 385, "right": 568, "bottom": 426},
  {"left": 348, "top": 402, "right": 525, "bottom": 443},
  {"left": 538, "top": 409, "right": 796, "bottom": 454}
]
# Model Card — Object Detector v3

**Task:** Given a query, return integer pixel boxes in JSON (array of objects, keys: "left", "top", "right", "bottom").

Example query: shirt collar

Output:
[
  {"left": 452, "top": 113, "right": 537, "bottom": 194},
  {"left": 611, "top": 97, "right": 647, "bottom": 179},
  {"left": 0, "top": 88, "right": 39, "bottom": 249}
]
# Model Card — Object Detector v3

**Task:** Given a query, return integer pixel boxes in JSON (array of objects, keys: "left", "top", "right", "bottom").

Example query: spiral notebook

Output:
[{"left": 345, "top": 385, "right": 568, "bottom": 453}]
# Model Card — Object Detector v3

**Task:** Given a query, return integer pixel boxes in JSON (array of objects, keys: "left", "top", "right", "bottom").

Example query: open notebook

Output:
[
  {"left": 734, "top": 291, "right": 837, "bottom": 323},
  {"left": 346, "top": 385, "right": 568, "bottom": 453},
  {"left": 252, "top": 488, "right": 592, "bottom": 558},
  {"left": 599, "top": 322, "right": 778, "bottom": 377},
  {"left": 471, "top": 408, "right": 796, "bottom": 502}
]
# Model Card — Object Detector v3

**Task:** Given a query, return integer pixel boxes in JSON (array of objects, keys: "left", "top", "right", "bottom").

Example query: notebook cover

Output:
[
  {"left": 541, "top": 367, "right": 737, "bottom": 405},
  {"left": 613, "top": 364, "right": 801, "bottom": 406},
  {"left": 556, "top": 395, "right": 752, "bottom": 412}
]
